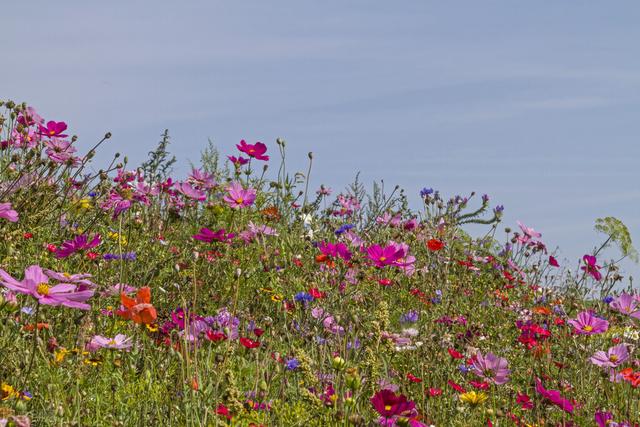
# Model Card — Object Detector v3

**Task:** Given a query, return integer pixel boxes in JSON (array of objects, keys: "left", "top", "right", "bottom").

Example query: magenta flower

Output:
[
  {"left": 548, "top": 255, "right": 559, "bottom": 267},
  {"left": 55, "top": 233, "right": 101, "bottom": 259},
  {"left": 609, "top": 293, "right": 640, "bottom": 319},
  {"left": 367, "top": 244, "right": 403, "bottom": 268},
  {"left": 568, "top": 311, "right": 609, "bottom": 335},
  {"left": 87, "top": 334, "right": 133, "bottom": 351},
  {"left": 0, "top": 202, "right": 18, "bottom": 222},
  {"left": 317, "top": 241, "right": 352, "bottom": 262},
  {"left": 38, "top": 120, "right": 68, "bottom": 138},
  {"left": 581, "top": 255, "right": 603, "bottom": 281},
  {"left": 590, "top": 344, "right": 629, "bottom": 368},
  {"left": 176, "top": 182, "right": 206, "bottom": 201},
  {"left": 370, "top": 389, "right": 416, "bottom": 418},
  {"left": 534, "top": 378, "right": 574, "bottom": 413},
  {"left": 0, "top": 265, "right": 94, "bottom": 309},
  {"left": 471, "top": 351, "right": 511, "bottom": 385},
  {"left": 236, "top": 140, "right": 269, "bottom": 161},
  {"left": 223, "top": 182, "right": 256, "bottom": 209},
  {"left": 227, "top": 155, "right": 249, "bottom": 166},
  {"left": 192, "top": 228, "right": 234, "bottom": 243}
]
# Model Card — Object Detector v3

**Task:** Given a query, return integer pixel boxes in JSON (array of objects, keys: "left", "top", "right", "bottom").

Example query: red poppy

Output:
[
  {"left": 206, "top": 331, "right": 227, "bottom": 342},
  {"left": 216, "top": 404, "right": 232, "bottom": 420},
  {"left": 448, "top": 380, "right": 466, "bottom": 393},
  {"left": 427, "top": 238, "right": 444, "bottom": 251},
  {"left": 240, "top": 337, "right": 260, "bottom": 349},
  {"left": 427, "top": 387, "right": 442, "bottom": 397},
  {"left": 309, "top": 288, "right": 326, "bottom": 299},
  {"left": 253, "top": 328, "right": 265, "bottom": 337},
  {"left": 406, "top": 373, "right": 422, "bottom": 383},
  {"left": 469, "top": 381, "right": 490, "bottom": 390},
  {"left": 448, "top": 348, "right": 464, "bottom": 359}
]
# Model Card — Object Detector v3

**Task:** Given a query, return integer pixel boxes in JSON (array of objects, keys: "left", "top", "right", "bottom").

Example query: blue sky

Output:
[{"left": 3, "top": 1, "right": 639, "bottom": 282}]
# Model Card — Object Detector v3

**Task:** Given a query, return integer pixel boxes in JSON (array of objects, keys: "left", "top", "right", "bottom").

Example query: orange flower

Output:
[
  {"left": 533, "top": 306, "right": 552, "bottom": 316},
  {"left": 117, "top": 287, "right": 157, "bottom": 325}
]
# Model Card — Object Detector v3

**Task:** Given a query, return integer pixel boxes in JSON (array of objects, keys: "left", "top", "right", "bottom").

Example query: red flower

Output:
[
  {"left": 216, "top": 404, "right": 232, "bottom": 420},
  {"left": 370, "top": 389, "right": 415, "bottom": 418},
  {"left": 253, "top": 328, "right": 265, "bottom": 337},
  {"left": 469, "top": 381, "right": 490, "bottom": 390},
  {"left": 427, "top": 387, "right": 442, "bottom": 397},
  {"left": 206, "top": 331, "right": 227, "bottom": 342},
  {"left": 240, "top": 337, "right": 260, "bottom": 349},
  {"left": 309, "top": 288, "right": 326, "bottom": 299},
  {"left": 427, "top": 238, "right": 444, "bottom": 251},
  {"left": 448, "top": 348, "right": 464, "bottom": 359},
  {"left": 23, "top": 232, "right": 33, "bottom": 239},
  {"left": 378, "top": 278, "right": 393, "bottom": 287},
  {"left": 548, "top": 255, "right": 559, "bottom": 267},
  {"left": 448, "top": 380, "right": 466, "bottom": 393},
  {"left": 516, "top": 393, "right": 533, "bottom": 410},
  {"left": 406, "top": 373, "right": 422, "bottom": 383},
  {"left": 46, "top": 244, "right": 57, "bottom": 253}
]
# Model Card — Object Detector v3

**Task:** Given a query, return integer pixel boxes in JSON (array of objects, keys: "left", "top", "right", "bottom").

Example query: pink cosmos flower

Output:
[
  {"left": 44, "top": 270, "right": 96, "bottom": 290},
  {"left": 188, "top": 168, "right": 216, "bottom": 189},
  {"left": 609, "top": 293, "right": 640, "bottom": 319},
  {"left": 0, "top": 265, "right": 94, "bottom": 309},
  {"left": 317, "top": 241, "right": 352, "bottom": 262},
  {"left": 87, "top": 334, "right": 133, "bottom": 351},
  {"left": 581, "top": 255, "right": 603, "bottom": 281},
  {"left": 471, "top": 351, "right": 511, "bottom": 385},
  {"left": 0, "top": 202, "right": 19, "bottom": 222},
  {"left": 223, "top": 182, "right": 256, "bottom": 209},
  {"left": 55, "top": 233, "right": 101, "bottom": 258},
  {"left": 534, "top": 378, "right": 574, "bottom": 413},
  {"left": 192, "top": 228, "right": 234, "bottom": 243},
  {"left": 548, "top": 255, "right": 559, "bottom": 267},
  {"left": 236, "top": 140, "right": 269, "bottom": 161},
  {"left": 388, "top": 241, "right": 416, "bottom": 276},
  {"left": 370, "top": 389, "right": 416, "bottom": 419},
  {"left": 590, "top": 344, "right": 629, "bottom": 368},
  {"left": 45, "top": 138, "right": 79, "bottom": 165},
  {"left": 38, "top": 120, "right": 68, "bottom": 138},
  {"left": 516, "top": 221, "right": 542, "bottom": 244},
  {"left": 227, "top": 155, "right": 249, "bottom": 166},
  {"left": 568, "top": 311, "right": 609, "bottom": 335},
  {"left": 367, "top": 244, "right": 403, "bottom": 268},
  {"left": 176, "top": 182, "right": 206, "bottom": 201}
]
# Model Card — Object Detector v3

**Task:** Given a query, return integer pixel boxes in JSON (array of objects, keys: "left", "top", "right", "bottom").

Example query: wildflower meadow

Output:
[{"left": 0, "top": 101, "right": 639, "bottom": 426}]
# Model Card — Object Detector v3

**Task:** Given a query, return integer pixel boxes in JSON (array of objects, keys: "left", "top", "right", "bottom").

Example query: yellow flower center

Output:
[
  {"left": 235, "top": 197, "right": 244, "bottom": 204},
  {"left": 583, "top": 325, "right": 593, "bottom": 332},
  {"left": 379, "top": 256, "right": 386, "bottom": 262},
  {"left": 108, "top": 339, "right": 117, "bottom": 346},
  {"left": 384, "top": 405, "right": 392, "bottom": 411},
  {"left": 609, "top": 355, "right": 619, "bottom": 362},
  {"left": 37, "top": 283, "right": 50, "bottom": 295},
  {"left": 63, "top": 273, "right": 71, "bottom": 278}
]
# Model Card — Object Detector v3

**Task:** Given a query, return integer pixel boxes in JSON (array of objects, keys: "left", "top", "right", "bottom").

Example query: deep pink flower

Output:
[
  {"left": 548, "top": 255, "right": 559, "bottom": 267},
  {"left": 590, "top": 344, "right": 629, "bottom": 368},
  {"left": 0, "top": 202, "right": 19, "bottom": 222},
  {"left": 227, "top": 155, "right": 249, "bottom": 166},
  {"left": 0, "top": 265, "right": 93, "bottom": 309},
  {"left": 236, "top": 140, "right": 269, "bottom": 161},
  {"left": 581, "top": 255, "right": 603, "bottom": 281},
  {"left": 55, "top": 233, "right": 101, "bottom": 259},
  {"left": 87, "top": 334, "right": 133, "bottom": 351},
  {"left": 176, "top": 182, "right": 206, "bottom": 201},
  {"left": 317, "top": 241, "right": 352, "bottom": 262},
  {"left": 609, "top": 293, "right": 640, "bottom": 319},
  {"left": 223, "top": 182, "right": 256, "bottom": 209},
  {"left": 38, "top": 120, "right": 68, "bottom": 138},
  {"left": 370, "top": 389, "right": 415, "bottom": 418},
  {"left": 367, "top": 244, "right": 403, "bottom": 268},
  {"left": 534, "top": 378, "right": 574, "bottom": 414},
  {"left": 568, "top": 311, "right": 609, "bottom": 335},
  {"left": 192, "top": 228, "right": 234, "bottom": 243},
  {"left": 471, "top": 351, "right": 511, "bottom": 385}
]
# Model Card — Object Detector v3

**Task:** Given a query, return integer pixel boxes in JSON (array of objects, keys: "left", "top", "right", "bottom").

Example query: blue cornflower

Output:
[
  {"left": 335, "top": 223, "right": 355, "bottom": 235},
  {"left": 603, "top": 296, "right": 614, "bottom": 304},
  {"left": 294, "top": 292, "right": 313, "bottom": 303},
  {"left": 400, "top": 310, "right": 419, "bottom": 323},
  {"left": 420, "top": 187, "right": 434, "bottom": 198}
]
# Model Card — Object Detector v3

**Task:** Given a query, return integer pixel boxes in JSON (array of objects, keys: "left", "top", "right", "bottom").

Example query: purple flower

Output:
[
  {"left": 55, "top": 233, "right": 101, "bottom": 258},
  {"left": 285, "top": 358, "right": 300, "bottom": 371},
  {"left": 471, "top": 351, "right": 510, "bottom": 385},
  {"left": 590, "top": 344, "right": 629, "bottom": 368},
  {"left": 0, "top": 265, "right": 94, "bottom": 310},
  {"left": 568, "top": 311, "right": 609, "bottom": 335},
  {"left": 192, "top": 228, "right": 234, "bottom": 243}
]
